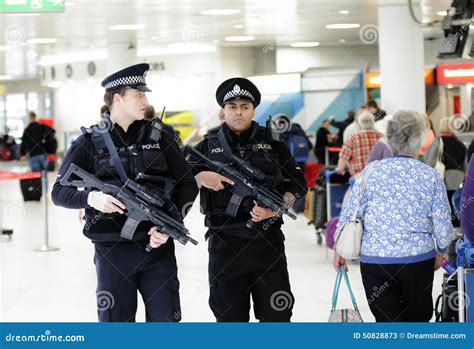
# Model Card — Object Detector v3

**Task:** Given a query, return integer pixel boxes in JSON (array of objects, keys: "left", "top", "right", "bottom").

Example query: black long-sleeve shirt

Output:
[
  {"left": 52, "top": 120, "right": 198, "bottom": 245},
  {"left": 20, "top": 122, "right": 48, "bottom": 157}
]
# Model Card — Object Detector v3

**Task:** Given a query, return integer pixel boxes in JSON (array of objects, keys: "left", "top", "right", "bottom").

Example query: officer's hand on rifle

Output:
[
  {"left": 195, "top": 171, "right": 234, "bottom": 191},
  {"left": 87, "top": 191, "right": 126, "bottom": 214},
  {"left": 250, "top": 200, "right": 278, "bottom": 222},
  {"left": 147, "top": 226, "right": 169, "bottom": 248}
]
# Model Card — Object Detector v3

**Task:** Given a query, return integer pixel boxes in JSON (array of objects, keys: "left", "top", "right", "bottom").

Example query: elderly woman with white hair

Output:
[
  {"left": 334, "top": 110, "right": 452, "bottom": 322},
  {"left": 335, "top": 111, "right": 381, "bottom": 177}
]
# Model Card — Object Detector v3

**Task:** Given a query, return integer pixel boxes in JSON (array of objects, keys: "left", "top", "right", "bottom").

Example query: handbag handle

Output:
[
  {"left": 350, "top": 161, "right": 377, "bottom": 221},
  {"left": 331, "top": 267, "right": 360, "bottom": 312}
]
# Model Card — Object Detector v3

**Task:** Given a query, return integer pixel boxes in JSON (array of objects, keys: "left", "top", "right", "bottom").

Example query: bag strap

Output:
[
  {"left": 92, "top": 118, "right": 128, "bottom": 184},
  {"left": 331, "top": 267, "right": 360, "bottom": 312},
  {"left": 350, "top": 161, "right": 377, "bottom": 221},
  {"left": 340, "top": 267, "right": 360, "bottom": 311},
  {"left": 331, "top": 268, "right": 343, "bottom": 311}
]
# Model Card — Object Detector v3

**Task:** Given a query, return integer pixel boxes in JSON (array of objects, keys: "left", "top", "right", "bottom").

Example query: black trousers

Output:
[
  {"left": 94, "top": 242, "right": 180, "bottom": 322},
  {"left": 360, "top": 258, "right": 435, "bottom": 322},
  {"left": 208, "top": 233, "right": 293, "bottom": 322}
]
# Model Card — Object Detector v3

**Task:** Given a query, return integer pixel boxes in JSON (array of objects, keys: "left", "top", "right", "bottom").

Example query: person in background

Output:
[
  {"left": 314, "top": 119, "right": 333, "bottom": 163},
  {"left": 438, "top": 117, "right": 467, "bottom": 226},
  {"left": 461, "top": 156, "right": 474, "bottom": 242},
  {"left": 335, "top": 112, "right": 381, "bottom": 177},
  {"left": 366, "top": 136, "right": 392, "bottom": 164},
  {"left": 343, "top": 105, "right": 366, "bottom": 143},
  {"left": 467, "top": 139, "right": 474, "bottom": 163},
  {"left": 418, "top": 113, "right": 435, "bottom": 159},
  {"left": 330, "top": 111, "right": 354, "bottom": 147},
  {"left": 334, "top": 110, "right": 452, "bottom": 322},
  {"left": 20, "top": 111, "right": 54, "bottom": 172}
]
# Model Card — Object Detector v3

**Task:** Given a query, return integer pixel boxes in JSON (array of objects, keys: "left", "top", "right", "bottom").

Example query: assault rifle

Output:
[
  {"left": 60, "top": 163, "right": 198, "bottom": 251},
  {"left": 184, "top": 146, "right": 296, "bottom": 228}
]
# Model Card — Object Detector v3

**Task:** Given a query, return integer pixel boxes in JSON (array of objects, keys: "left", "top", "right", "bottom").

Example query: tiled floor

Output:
[{"left": 0, "top": 170, "right": 444, "bottom": 322}]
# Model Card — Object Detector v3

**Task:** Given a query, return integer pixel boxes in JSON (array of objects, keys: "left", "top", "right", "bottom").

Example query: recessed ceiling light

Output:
[
  {"left": 225, "top": 36, "right": 255, "bottom": 42},
  {"left": 0, "top": 75, "right": 13, "bottom": 80},
  {"left": 437, "top": 11, "right": 448, "bottom": 16},
  {"left": 151, "top": 36, "right": 159, "bottom": 40},
  {"left": 27, "top": 38, "right": 58, "bottom": 44},
  {"left": 0, "top": 45, "right": 11, "bottom": 51},
  {"left": 212, "top": 40, "right": 220, "bottom": 44},
  {"left": 339, "top": 10, "right": 349, "bottom": 15},
  {"left": 234, "top": 24, "right": 244, "bottom": 29},
  {"left": 339, "top": 39, "right": 346, "bottom": 43},
  {"left": 109, "top": 24, "right": 145, "bottom": 31},
  {"left": 290, "top": 41, "right": 320, "bottom": 47},
  {"left": 326, "top": 23, "right": 360, "bottom": 29},
  {"left": 200, "top": 9, "right": 241, "bottom": 16}
]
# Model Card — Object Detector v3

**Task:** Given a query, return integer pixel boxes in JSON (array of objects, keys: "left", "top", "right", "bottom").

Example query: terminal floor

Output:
[{"left": 0, "top": 172, "right": 444, "bottom": 322}]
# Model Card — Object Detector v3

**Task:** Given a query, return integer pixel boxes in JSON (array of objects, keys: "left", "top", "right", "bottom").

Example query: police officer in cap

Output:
[
  {"left": 192, "top": 77, "right": 307, "bottom": 322},
  {"left": 52, "top": 63, "right": 198, "bottom": 322}
]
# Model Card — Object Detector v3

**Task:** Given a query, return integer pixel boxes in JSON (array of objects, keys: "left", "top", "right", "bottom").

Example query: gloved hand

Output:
[{"left": 87, "top": 191, "right": 126, "bottom": 214}]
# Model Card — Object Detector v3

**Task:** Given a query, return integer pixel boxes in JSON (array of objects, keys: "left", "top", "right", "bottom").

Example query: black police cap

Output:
[
  {"left": 101, "top": 63, "right": 152, "bottom": 92},
  {"left": 215, "top": 77, "right": 261, "bottom": 108}
]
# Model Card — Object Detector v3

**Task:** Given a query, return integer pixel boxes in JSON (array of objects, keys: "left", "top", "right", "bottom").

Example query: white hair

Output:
[
  {"left": 386, "top": 110, "right": 424, "bottom": 155},
  {"left": 357, "top": 111, "right": 375, "bottom": 130}
]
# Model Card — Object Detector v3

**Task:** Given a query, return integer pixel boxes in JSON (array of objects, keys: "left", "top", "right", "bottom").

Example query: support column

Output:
[{"left": 378, "top": 0, "right": 425, "bottom": 114}]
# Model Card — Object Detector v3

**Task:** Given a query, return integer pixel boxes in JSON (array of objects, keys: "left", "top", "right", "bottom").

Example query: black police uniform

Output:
[
  {"left": 52, "top": 63, "right": 198, "bottom": 322},
  {"left": 193, "top": 78, "right": 307, "bottom": 322}
]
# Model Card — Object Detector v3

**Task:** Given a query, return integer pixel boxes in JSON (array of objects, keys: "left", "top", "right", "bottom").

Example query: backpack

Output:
[
  {"left": 41, "top": 125, "right": 58, "bottom": 154},
  {"left": 288, "top": 130, "right": 311, "bottom": 163}
]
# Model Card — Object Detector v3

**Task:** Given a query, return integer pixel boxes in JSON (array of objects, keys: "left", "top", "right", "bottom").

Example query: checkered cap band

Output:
[
  {"left": 104, "top": 75, "right": 146, "bottom": 89},
  {"left": 223, "top": 88, "right": 255, "bottom": 103}
]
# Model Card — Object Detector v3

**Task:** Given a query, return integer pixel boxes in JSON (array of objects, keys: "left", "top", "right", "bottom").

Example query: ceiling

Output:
[{"left": 0, "top": 0, "right": 453, "bottom": 79}]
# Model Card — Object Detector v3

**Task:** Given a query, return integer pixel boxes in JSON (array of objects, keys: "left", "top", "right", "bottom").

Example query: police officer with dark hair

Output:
[
  {"left": 52, "top": 63, "right": 198, "bottom": 322},
  {"left": 192, "top": 77, "right": 307, "bottom": 322}
]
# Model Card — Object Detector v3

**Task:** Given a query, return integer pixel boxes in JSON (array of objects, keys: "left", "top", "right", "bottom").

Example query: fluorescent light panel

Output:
[{"left": 326, "top": 23, "right": 360, "bottom": 29}]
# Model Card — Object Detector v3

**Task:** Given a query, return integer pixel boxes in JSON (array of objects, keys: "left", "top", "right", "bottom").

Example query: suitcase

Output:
[
  {"left": 20, "top": 179, "right": 42, "bottom": 201},
  {"left": 313, "top": 185, "right": 327, "bottom": 229}
]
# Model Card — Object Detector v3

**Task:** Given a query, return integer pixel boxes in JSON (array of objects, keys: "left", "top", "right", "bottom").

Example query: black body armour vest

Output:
[
  {"left": 83, "top": 120, "right": 173, "bottom": 230},
  {"left": 200, "top": 123, "right": 286, "bottom": 238}
]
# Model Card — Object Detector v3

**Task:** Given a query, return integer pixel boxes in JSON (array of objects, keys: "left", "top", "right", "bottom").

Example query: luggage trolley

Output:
[{"left": 452, "top": 240, "right": 474, "bottom": 322}]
